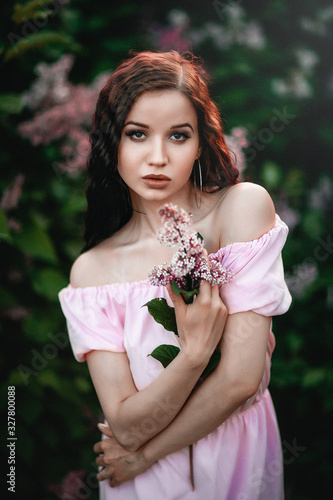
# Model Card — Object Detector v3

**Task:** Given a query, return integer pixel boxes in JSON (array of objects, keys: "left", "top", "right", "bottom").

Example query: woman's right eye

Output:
[{"left": 125, "top": 130, "right": 146, "bottom": 140}]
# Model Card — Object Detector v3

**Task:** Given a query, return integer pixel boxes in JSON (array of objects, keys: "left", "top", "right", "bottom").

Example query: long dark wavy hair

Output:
[{"left": 83, "top": 50, "right": 239, "bottom": 251}]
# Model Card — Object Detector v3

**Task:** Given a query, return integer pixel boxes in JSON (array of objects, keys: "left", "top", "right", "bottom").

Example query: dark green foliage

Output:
[
  {"left": 1, "top": 1, "right": 332, "bottom": 498},
  {"left": 149, "top": 344, "right": 180, "bottom": 368},
  {"left": 144, "top": 298, "right": 178, "bottom": 335}
]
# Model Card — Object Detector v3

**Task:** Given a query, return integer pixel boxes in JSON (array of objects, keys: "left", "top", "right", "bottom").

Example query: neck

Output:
[{"left": 127, "top": 183, "right": 198, "bottom": 238}]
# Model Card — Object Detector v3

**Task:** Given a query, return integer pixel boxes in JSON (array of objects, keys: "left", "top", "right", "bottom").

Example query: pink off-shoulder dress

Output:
[{"left": 59, "top": 214, "right": 291, "bottom": 500}]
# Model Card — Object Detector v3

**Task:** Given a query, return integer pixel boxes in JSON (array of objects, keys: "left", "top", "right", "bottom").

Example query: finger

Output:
[
  {"left": 202, "top": 248, "right": 210, "bottom": 268},
  {"left": 210, "top": 283, "right": 227, "bottom": 310},
  {"left": 96, "top": 456, "right": 104, "bottom": 467},
  {"left": 93, "top": 441, "right": 103, "bottom": 454},
  {"left": 166, "top": 283, "right": 186, "bottom": 312},
  {"left": 97, "top": 466, "right": 113, "bottom": 482},
  {"left": 196, "top": 279, "right": 213, "bottom": 301},
  {"left": 97, "top": 422, "right": 114, "bottom": 437},
  {"left": 210, "top": 283, "right": 221, "bottom": 298}
]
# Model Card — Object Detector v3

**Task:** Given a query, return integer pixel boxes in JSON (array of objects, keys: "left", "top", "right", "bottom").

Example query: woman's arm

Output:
[
  {"left": 95, "top": 310, "right": 271, "bottom": 486},
  {"left": 87, "top": 280, "right": 228, "bottom": 452},
  {"left": 144, "top": 310, "right": 270, "bottom": 462},
  {"left": 94, "top": 184, "right": 277, "bottom": 485}
]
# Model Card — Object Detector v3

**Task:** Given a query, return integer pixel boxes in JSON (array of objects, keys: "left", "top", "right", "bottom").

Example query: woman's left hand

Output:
[{"left": 94, "top": 423, "right": 151, "bottom": 487}]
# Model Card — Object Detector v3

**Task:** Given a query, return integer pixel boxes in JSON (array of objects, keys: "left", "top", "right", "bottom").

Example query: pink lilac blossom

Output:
[
  {"left": 300, "top": 7, "right": 333, "bottom": 36},
  {"left": 1, "top": 174, "right": 24, "bottom": 211},
  {"left": 285, "top": 262, "right": 318, "bottom": 298},
  {"left": 272, "top": 72, "right": 313, "bottom": 99},
  {"left": 308, "top": 176, "right": 333, "bottom": 210},
  {"left": 149, "top": 204, "right": 233, "bottom": 290},
  {"left": 275, "top": 199, "right": 300, "bottom": 232},
  {"left": 271, "top": 49, "right": 319, "bottom": 100},
  {"left": 149, "top": 9, "right": 191, "bottom": 52},
  {"left": 18, "top": 55, "right": 111, "bottom": 172},
  {"left": 2, "top": 306, "right": 29, "bottom": 321},
  {"left": 48, "top": 469, "right": 87, "bottom": 500},
  {"left": 224, "top": 127, "right": 249, "bottom": 178},
  {"left": 150, "top": 24, "right": 191, "bottom": 51},
  {"left": 8, "top": 269, "right": 23, "bottom": 283},
  {"left": 7, "top": 218, "right": 22, "bottom": 232},
  {"left": 165, "top": 5, "right": 266, "bottom": 52},
  {"left": 21, "top": 54, "right": 74, "bottom": 111}
]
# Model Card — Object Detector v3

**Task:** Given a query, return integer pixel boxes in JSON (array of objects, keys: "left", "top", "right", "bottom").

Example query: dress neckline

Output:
[{"left": 65, "top": 214, "right": 285, "bottom": 292}]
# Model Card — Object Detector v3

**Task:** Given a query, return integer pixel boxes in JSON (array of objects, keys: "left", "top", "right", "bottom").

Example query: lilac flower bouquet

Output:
[{"left": 144, "top": 203, "right": 233, "bottom": 380}]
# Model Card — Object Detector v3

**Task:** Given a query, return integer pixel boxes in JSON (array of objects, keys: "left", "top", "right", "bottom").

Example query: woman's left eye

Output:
[
  {"left": 125, "top": 130, "right": 146, "bottom": 140},
  {"left": 171, "top": 132, "right": 191, "bottom": 142}
]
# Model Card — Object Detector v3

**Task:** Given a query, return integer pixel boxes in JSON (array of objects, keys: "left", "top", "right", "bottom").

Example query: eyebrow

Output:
[{"left": 123, "top": 121, "right": 194, "bottom": 132}]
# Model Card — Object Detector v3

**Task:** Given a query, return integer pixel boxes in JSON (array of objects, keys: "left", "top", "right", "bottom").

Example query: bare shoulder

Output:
[
  {"left": 217, "top": 182, "right": 276, "bottom": 246},
  {"left": 69, "top": 248, "right": 100, "bottom": 289},
  {"left": 69, "top": 240, "right": 115, "bottom": 288}
]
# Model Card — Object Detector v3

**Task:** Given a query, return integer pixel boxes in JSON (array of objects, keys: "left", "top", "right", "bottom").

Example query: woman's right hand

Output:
[
  {"left": 166, "top": 280, "right": 228, "bottom": 369},
  {"left": 94, "top": 423, "right": 152, "bottom": 487}
]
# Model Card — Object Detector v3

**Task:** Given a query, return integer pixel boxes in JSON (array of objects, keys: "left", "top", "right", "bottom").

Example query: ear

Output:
[{"left": 197, "top": 145, "right": 202, "bottom": 158}]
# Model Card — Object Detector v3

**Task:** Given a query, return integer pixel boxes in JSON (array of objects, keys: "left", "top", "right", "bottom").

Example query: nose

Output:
[{"left": 147, "top": 137, "right": 168, "bottom": 167}]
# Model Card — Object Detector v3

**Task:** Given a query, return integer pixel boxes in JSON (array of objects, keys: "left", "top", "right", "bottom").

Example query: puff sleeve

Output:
[
  {"left": 211, "top": 215, "right": 292, "bottom": 316},
  {"left": 58, "top": 285, "right": 126, "bottom": 362}
]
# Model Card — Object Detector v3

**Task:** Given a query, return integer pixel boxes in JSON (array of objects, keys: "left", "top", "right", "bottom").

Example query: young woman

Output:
[{"left": 59, "top": 51, "right": 291, "bottom": 500}]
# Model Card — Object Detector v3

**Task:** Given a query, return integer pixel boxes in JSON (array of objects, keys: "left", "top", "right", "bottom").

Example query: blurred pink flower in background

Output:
[
  {"left": 224, "top": 127, "right": 249, "bottom": 178},
  {"left": 308, "top": 176, "right": 333, "bottom": 210},
  {"left": 21, "top": 54, "right": 74, "bottom": 111},
  {"left": 150, "top": 7, "right": 266, "bottom": 52},
  {"left": 2, "top": 306, "right": 29, "bottom": 321},
  {"left": 49, "top": 469, "right": 88, "bottom": 500},
  {"left": 1, "top": 173, "right": 24, "bottom": 211},
  {"left": 285, "top": 262, "right": 318, "bottom": 298},
  {"left": 149, "top": 9, "right": 191, "bottom": 51},
  {"left": 18, "top": 55, "right": 111, "bottom": 173},
  {"left": 275, "top": 199, "right": 301, "bottom": 232},
  {"left": 156, "top": 26, "right": 191, "bottom": 52}
]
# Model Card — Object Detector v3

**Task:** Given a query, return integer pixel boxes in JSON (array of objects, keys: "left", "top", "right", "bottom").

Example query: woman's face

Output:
[{"left": 117, "top": 89, "right": 201, "bottom": 208}]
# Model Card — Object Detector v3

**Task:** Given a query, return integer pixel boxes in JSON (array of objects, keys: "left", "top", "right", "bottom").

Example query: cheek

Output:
[
  {"left": 177, "top": 147, "right": 197, "bottom": 172},
  {"left": 118, "top": 139, "right": 143, "bottom": 166},
  {"left": 117, "top": 142, "right": 132, "bottom": 173}
]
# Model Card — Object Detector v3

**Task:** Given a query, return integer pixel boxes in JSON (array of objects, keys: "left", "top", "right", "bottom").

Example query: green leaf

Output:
[
  {"left": 4, "top": 31, "right": 80, "bottom": 62},
  {"left": 301, "top": 209, "right": 324, "bottom": 240},
  {"left": 0, "top": 286, "right": 16, "bottom": 309},
  {"left": 38, "top": 369, "right": 62, "bottom": 391},
  {"left": 143, "top": 298, "right": 178, "bottom": 334},
  {"left": 0, "top": 93, "right": 24, "bottom": 115},
  {"left": 171, "top": 280, "right": 199, "bottom": 304},
  {"left": 302, "top": 368, "right": 326, "bottom": 389},
  {"left": 200, "top": 350, "right": 221, "bottom": 380},
  {"left": 261, "top": 161, "right": 283, "bottom": 190},
  {"left": 17, "top": 425, "right": 34, "bottom": 462},
  {"left": 102, "top": 37, "right": 138, "bottom": 53},
  {"left": 0, "top": 208, "right": 11, "bottom": 242},
  {"left": 197, "top": 232, "right": 203, "bottom": 242},
  {"left": 32, "top": 268, "right": 68, "bottom": 301},
  {"left": 12, "top": 218, "right": 57, "bottom": 263},
  {"left": 171, "top": 280, "right": 181, "bottom": 295},
  {"left": 22, "top": 312, "right": 61, "bottom": 343},
  {"left": 11, "top": 1, "right": 54, "bottom": 24},
  {"left": 148, "top": 344, "right": 180, "bottom": 368},
  {"left": 180, "top": 288, "right": 199, "bottom": 304}
]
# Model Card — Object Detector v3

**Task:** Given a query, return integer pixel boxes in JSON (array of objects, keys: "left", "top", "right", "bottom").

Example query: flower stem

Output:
[{"left": 189, "top": 444, "right": 194, "bottom": 491}]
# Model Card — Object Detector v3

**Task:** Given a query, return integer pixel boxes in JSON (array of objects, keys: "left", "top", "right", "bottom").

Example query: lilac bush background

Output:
[{"left": 1, "top": 1, "right": 332, "bottom": 498}]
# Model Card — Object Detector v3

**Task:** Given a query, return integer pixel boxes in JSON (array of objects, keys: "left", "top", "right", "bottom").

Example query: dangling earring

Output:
[{"left": 193, "top": 157, "right": 203, "bottom": 209}]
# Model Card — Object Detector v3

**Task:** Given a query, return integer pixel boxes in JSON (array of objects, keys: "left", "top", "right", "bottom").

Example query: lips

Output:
[
  {"left": 143, "top": 174, "right": 171, "bottom": 181},
  {"left": 142, "top": 174, "right": 171, "bottom": 189}
]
